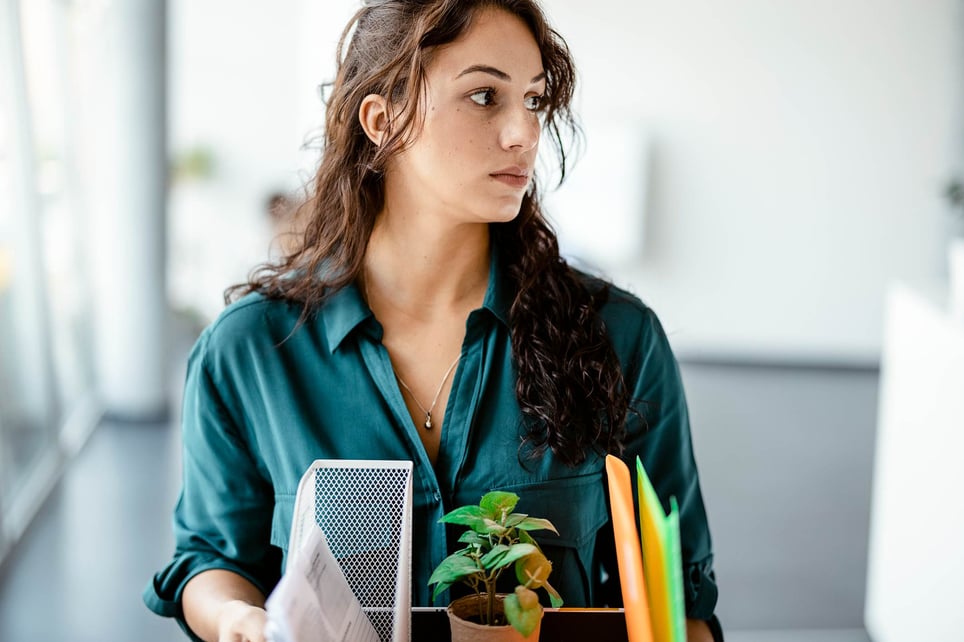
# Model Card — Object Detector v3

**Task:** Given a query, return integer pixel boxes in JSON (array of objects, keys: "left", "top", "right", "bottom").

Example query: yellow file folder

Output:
[
  {"left": 606, "top": 455, "right": 686, "bottom": 642},
  {"left": 636, "top": 458, "right": 685, "bottom": 642}
]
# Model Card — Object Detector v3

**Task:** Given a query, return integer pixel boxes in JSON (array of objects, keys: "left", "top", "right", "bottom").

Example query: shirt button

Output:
[{"left": 432, "top": 490, "right": 442, "bottom": 504}]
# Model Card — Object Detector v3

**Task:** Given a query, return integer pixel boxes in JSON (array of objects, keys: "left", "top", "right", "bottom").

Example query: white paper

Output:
[{"left": 266, "top": 527, "right": 380, "bottom": 642}]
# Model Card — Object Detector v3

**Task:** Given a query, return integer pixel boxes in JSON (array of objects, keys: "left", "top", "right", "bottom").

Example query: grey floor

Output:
[{"left": 0, "top": 358, "right": 877, "bottom": 642}]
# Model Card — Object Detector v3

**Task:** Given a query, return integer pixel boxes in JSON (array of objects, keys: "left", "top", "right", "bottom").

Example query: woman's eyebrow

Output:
[{"left": 456, "top": 64, "right": 547, "bottom": 84}]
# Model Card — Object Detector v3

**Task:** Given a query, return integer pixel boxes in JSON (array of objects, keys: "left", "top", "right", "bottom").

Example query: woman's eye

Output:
[
  {"left": 524, "top": 95, "right": 544, "bottom": 111},
  {"left": 469, "top": 89, "right": 496, "bottom": 106}
]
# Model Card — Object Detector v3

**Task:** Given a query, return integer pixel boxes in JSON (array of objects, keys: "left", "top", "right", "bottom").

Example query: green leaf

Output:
[
  {"left": 479, "top": 491, "right": 519, "bottom": 519},
  {"left": 499, "top": 543, "right": 538, "bottom": 567},
  {"left": 504, "top": 512, "right": 529, "bottom": 528},
  {"left": 504, "top": 589, "right": 542, "bottom": 637},
  {"left": 439, "top": 505, "right": 488, "bottom": 533},
  {"left": 543, "top": 579, "right": 564, "bottom": 608},
  {"left": 515, "top": 517, "right": 558, "bottom": 535},
  {"left": 431, "top": 581, "right": 451, "bottom": 602},
  {"left": 428, "top": 555, "right": 480, "bottom": 586},
  {"left": 457, "top": 531, "right": 488, "bottom": 545},
  {"left": 518, "top": 530, "right": 537, "bottom": 545},
  {"left": 482, "top": 518, "right": 507, "bottom": 536},
  {"left": 479, "top": 544, "right": 510, "bottom": 569}
]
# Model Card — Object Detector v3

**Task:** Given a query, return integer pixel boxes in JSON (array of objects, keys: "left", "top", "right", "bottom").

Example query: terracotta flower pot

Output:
[{"left": 446, "top": 593, "right": 542, "bottom": 642}]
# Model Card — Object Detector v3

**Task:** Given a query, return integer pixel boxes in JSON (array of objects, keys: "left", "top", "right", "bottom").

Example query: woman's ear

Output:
[{"left": 358, "top": 94, "right": 390, "bottom": 146}]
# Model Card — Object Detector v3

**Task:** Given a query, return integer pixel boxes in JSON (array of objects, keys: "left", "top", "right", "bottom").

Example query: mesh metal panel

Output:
[{"left": 290, "top": 461, "right": 413, "bottom": 642}]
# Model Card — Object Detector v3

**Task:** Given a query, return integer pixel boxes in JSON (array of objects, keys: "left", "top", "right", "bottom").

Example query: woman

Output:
[{"left": 144, "top": 1, "right": 721, "bottom": 640}]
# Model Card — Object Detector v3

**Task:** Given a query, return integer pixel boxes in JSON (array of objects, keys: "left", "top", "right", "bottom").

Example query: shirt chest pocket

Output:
[{"left": 493, "top": 472, "right": 610, "bottom": 606}]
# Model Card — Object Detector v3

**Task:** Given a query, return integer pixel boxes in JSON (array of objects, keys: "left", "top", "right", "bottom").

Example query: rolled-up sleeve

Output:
[
  {"left": 142, "top": 330, "right": 281, "bottom": 640},
  {"left": 613, "top": 301, "right": 719, "bottom": 620}
]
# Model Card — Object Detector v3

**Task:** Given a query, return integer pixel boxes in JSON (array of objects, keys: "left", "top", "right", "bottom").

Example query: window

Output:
[{"left": 0, "top": 0, "right": 96, "bottom": 562}]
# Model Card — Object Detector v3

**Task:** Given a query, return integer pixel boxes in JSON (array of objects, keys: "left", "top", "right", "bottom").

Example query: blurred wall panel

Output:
[
  {"left": 543, "top": 0, "right": 964, "bottom": 364},
  {"left": 73, "top": 0, "right": 168, "bottom": 418},
  {"left": 865, "top": 283, "right": 964, "bottom": 641}
]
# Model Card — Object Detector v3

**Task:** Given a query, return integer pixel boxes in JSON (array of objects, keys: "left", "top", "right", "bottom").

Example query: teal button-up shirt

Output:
[{"left": 144, "top": 256, "right": 717, "bottom": 638}]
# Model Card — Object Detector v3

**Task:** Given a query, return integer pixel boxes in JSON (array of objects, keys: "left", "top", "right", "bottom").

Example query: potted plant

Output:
[{"left": 428, "top": 491, "right": 564, "bottom": 641}]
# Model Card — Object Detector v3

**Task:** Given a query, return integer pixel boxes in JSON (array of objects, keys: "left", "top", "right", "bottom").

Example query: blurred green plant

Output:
[
  {"left": 946, "top": 177, "right": 964, "bottom": 218},
  {"left": 428, "top": 491, "right": 564, "bottom": 637},
  {"left": 170, "top": 146, "right": 216, "bottom": 183}
]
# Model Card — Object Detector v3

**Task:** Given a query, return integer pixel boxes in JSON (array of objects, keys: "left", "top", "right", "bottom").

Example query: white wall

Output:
[
  {"left": 170, "top": 1, "right": 964, "bottom": 361},
  {"left": 545, "top": 0, "right": 964, "bottom": 364}
]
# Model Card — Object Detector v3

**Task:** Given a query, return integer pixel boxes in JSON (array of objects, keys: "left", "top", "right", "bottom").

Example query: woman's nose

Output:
[{"left": 499, "top": 106, "right": 540, "bottom": 152}]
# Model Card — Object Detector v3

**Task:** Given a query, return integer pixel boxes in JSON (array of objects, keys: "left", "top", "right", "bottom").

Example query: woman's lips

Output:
[{"left": 490, "top": 169, "right": 529, "bottom": 189}]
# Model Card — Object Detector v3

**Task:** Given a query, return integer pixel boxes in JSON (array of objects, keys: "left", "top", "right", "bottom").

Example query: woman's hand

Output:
[
  {"left": 183, "top": 569, "right": 267, "bottom": 642},
  {"left": 216, "top": 599, "right": 268, "bottom": 642}
]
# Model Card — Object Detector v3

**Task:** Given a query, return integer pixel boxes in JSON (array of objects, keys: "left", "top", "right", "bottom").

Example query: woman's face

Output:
[{"left": 386, "top": 7, "right": 546, "bottom": 224}]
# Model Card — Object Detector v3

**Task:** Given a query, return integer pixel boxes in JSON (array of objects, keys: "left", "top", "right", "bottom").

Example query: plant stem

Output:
[{"left": 485, "top": 574, "right": 497, "bottom": 624}]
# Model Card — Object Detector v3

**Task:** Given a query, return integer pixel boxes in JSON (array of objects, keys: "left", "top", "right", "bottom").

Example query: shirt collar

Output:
[
  {"left": 322, "top": 282, "right": 373, "bottom": 351},
  {"left": 322, "top": 243, "right": 512, "bottom": 351}
]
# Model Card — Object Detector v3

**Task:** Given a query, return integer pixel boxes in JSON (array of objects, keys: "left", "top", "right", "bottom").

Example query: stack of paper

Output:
[
  {"left": 266, "top": 527, "right": 379, "bottom": 642},
  {"left": 605, "top": 455, "right": 686, "bottom": 642}
]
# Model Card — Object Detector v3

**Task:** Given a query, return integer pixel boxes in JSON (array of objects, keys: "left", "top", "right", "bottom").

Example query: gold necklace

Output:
[
  {"left": 393, "top": 354, "right": 461, "bottom": 430},
  {"left": 363, "top": 275, "right": 461, "bottom": 430}
]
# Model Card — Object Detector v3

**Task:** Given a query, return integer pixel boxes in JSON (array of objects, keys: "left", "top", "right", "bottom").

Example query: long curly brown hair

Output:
[{"left": 229, "top": 0, "right": 630, "bottom": 467}]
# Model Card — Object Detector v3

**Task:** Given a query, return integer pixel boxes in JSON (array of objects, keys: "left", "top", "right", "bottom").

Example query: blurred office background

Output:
[{"left": 1, "top": 0, "right": 962, "bottom": 641}]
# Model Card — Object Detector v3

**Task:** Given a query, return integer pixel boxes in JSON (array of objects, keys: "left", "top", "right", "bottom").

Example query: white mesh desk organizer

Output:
[{"left": 288, "top": 459, "right": 413, "bottom": 642}]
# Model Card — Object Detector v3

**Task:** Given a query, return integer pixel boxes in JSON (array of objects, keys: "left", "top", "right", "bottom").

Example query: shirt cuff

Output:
[
  {"left": 142, "top": 551, "right": 272, "bottom": 641},
  {"left": 684, "top": 555, "right": 719, "bottom": 620}
]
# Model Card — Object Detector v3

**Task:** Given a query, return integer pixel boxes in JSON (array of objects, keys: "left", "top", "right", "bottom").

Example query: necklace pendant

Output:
[{"left": 424, "top": 412, "right": 433, "bottom": 430}]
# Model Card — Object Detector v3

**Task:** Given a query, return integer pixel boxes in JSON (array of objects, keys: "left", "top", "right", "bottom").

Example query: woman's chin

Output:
[{"left": 479, "top": 199, "right": 525, "bottom": 223}]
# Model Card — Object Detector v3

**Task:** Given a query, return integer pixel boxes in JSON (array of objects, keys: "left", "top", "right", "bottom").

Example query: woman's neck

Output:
[{"left": 363, "top": 208, "right": 490, "bottom": 321}]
